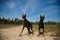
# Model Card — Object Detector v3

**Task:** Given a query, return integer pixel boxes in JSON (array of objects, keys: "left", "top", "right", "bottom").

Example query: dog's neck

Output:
[
  {"left": 23, "top": 18, "right": 27, "bottom": 22},
  {"left": 40, "top": 19, "right": 43, "bottom": 23}
]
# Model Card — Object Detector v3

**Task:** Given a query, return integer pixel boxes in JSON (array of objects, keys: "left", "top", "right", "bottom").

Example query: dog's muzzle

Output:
[{"left": 22, "top": 19, "right": 24, "bottom": 21}]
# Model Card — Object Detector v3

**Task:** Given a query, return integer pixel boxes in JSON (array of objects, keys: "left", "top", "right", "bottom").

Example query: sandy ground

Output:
[{"left": 0, "top": 25, "right": 60, "bottom": 40}]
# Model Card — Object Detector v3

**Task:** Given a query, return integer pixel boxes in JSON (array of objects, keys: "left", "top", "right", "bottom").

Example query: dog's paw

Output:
[
  {"left": 32, "top": 32, "right": 34, "bottom": 35},
  {"left": 19, "top": 35, "right": 22, "bottom": 37},
  {"left": 37, "top": 34, "right": 40, "bottom": 37}
]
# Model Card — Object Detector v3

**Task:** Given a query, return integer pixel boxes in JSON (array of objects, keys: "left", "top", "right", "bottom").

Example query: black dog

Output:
[
  {"left": 38, "top": 15, "right": 44, "bottom": 36},
  {"left": 19, "top": 13, "right": 34, "bottom": 36}
]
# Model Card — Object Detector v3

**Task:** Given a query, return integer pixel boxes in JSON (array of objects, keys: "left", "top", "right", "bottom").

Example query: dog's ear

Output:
[
  {"left": 25, "top": 13, "right": 26, "bottom": 17},
  {"left": 40, "top": 15, "right": 41, "bottom": 17},
  {"left": 22, "top": 13, "right": 26, "bottom": 19},
  {"left": 43, "top": 15, "right": 45, "bottom": 20},
  {"left": 22, "top": 12, "right": 24, "bottom": 16},
  {"left": 43, "top": 15, "right": 45, "bottom": 17},
  {"left": 22, "top": 13, "right": 24, "bottom": 18},
  {"left": 22, "top": 13, "right": 26, "bottom": 16}
]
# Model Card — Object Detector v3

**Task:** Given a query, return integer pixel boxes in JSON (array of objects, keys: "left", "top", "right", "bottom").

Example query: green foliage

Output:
[
  {"left": 44, "top": 21, "right": 58, "bottom": 25},
  {"left": 0, "top": 17, "right": 59, "bottom": 25},
  {"left": 31, "top": 21, "right": 59, "bottom": 25},
  {"left": 0, "top": 17, "right": 22, "bottom": 25}
]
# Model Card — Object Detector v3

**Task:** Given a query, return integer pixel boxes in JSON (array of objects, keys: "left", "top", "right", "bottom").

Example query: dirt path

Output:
[{"left": 0, "top": 25, "right": 60, "bottom": 40}]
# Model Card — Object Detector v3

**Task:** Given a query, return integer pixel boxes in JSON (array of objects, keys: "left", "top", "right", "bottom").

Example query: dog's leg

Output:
[
  {"left": 27, "top": 28, "right": 31, "bottom": 35},
  {"left": 42, "top": 24, "right": 44, "bottom": 35},
  {"left": 37, "top": 23, "right": 40, "bottom": 36},
  {"left": 30, "top": 25, "right": 34, "bottom": 35},
  {"left": 19, "top": 26, "right": 25, "bottom": 37},
  {"left": 43, "top": 26, "right": 44, "bottom": 35},
  {"left": 38, "top": 27, "right": 40, "bottom": 36}
]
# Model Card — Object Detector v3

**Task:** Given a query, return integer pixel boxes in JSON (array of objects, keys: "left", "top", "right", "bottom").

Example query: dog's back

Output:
[{"left": 23, "top": 19, "right": 32, "bottom": 28}]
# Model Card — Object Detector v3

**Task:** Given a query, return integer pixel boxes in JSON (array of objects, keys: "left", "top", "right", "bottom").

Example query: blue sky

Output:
[{"left": 0, "top": 0, "right": 60, "bottom": 22}]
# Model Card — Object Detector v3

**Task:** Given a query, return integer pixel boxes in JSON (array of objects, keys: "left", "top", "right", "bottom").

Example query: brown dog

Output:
[
  {"left": 38, "top": 15, "right": 44, "bottom": 36},
  {"left": 19, "top": 13, "right": 34, "bottom": 36}
]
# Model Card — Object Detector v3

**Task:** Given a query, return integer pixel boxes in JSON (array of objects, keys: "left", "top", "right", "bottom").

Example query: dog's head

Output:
[
  {"left": 22, "top": 13, "right": 26, "bottom": 21},
  {"left": 40, "top": 15, "right": 44, "bottom": 21}
]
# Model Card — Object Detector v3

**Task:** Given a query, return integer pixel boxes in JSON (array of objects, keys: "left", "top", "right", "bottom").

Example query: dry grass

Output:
[
  {"left": 0, "top": 24, "right": 60, "bottom": 40},
  {"left": 0, "top": 24, "right": 20, "bottom": 29},
  {"left": 33, "top": 24, "right": 60, "bottom": 37}
]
